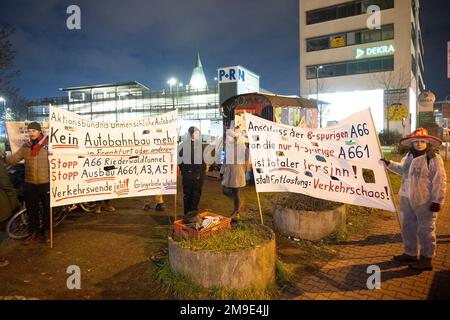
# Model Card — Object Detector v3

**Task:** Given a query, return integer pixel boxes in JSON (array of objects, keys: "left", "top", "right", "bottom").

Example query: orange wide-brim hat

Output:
[{"left": 400, "top": 128, "right": 442, "bottom": 148}]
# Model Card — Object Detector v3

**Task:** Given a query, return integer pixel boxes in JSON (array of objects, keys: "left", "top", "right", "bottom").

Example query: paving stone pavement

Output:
[{"left": 290, "top": 160, "right": 450, "bottom": 300}]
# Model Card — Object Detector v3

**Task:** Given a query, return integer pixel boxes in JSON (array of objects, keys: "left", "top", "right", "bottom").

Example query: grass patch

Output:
[
  {"left": 345, "top": 205, "right": 376, "bottom": 236},
  {"left": 321, "top": 204, "right": 377, "bottom": 245},
  {"left": 271, "top": 193, "right": 342, "bottom": 211},
  {"left": 275, "top": 256, "right": 296, "bottom": 287},
  {"left": 383, "top": 151, "right": 403, "bottom": 194},
  {"left": 388, "top": 171, "right": 401, "bottom": 194},
  {"left": 155, "top": 258, "right": 277, "bottom": 300},
  {"left": 276, "top": 235, "right": 338, "bottom": 280},
  {"left": 175, "top": 222, "right": 273, "bottom": 251}
]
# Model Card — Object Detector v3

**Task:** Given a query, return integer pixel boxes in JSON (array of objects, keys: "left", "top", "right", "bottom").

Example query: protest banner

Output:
[
  {"left": 245, "top": 108, "right": 396, "bottom": 212},
  {"left": 49, "top": 107, "right": 178, "bottom": 206},
  {"left": 5, "top": 121, "right": 49, "bottom": 154}
]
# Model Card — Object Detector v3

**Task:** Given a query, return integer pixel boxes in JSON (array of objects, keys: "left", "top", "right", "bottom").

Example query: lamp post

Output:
[
  {"left": 316, "top": 65, "right": 323, "bottom": 127},
  {"left": 0, "top": 97, "right": 5, "bottom": 117},
  {"left": 167, "top": 78, "right": 177, "bottom": 109},
  {"left": 414, "top": 0, "right": 420, "bottom": 129},
  {"left": 0, "top": 97, "right": 6, "bottom": 142}
]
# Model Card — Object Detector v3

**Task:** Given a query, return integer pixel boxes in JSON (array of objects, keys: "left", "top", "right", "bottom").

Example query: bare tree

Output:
[
  {"left": 371, "top": 68, "right": 413, "bottom": 139},
  {"left": 306, "top": 78, "right": 328, "bottom": 128},
  {"left": 0, "top": 24, "right": 21, "bottom": 121}
]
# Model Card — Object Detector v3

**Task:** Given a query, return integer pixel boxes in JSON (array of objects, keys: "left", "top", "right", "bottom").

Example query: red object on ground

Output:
[{"left": 173, "top": 212, "right": 231, "bottom": 240}]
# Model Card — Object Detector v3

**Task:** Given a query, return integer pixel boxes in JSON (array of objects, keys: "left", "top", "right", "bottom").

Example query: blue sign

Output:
[{"left": 218, "top": 67, "right": 245, "bottom": 83}]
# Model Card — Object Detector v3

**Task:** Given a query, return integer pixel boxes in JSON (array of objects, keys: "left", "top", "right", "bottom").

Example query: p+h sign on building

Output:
[{"left": 218, "top": 66, "right": 247, "bottom": 83}]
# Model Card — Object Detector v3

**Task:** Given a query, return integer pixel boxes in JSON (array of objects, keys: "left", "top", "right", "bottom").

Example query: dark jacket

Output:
[{"left": 178, "top": 139, "right": 205, "bottom": 177}]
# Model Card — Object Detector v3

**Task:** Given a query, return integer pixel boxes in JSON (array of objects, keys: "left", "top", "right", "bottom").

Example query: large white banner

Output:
[
  {"left": 245, "top": 109, "right": 395, "bottom": 212},
  {"left": 49, "top": 107, "right": 178, "bottom": 206},
  {"left": 5, "top": 121, "right": 49, "bottom": 154}
]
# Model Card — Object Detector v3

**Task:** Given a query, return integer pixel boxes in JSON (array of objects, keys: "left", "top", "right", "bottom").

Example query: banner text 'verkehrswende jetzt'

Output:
[
  {"left": 49, "top": 107, "right": 177, "bottom": 206},
  {"left": 245, "top": 109, "right": 395, "bottom": 212}
]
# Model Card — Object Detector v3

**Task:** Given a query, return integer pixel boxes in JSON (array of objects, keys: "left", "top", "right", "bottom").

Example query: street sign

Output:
[{"left": 384, "top": 88, "right": 407, "bottom": 94}]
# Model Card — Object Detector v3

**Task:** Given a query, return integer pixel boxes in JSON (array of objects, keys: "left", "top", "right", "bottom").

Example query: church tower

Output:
[{"left": 189, "top": 53, "right": 208, "bottom": 90}]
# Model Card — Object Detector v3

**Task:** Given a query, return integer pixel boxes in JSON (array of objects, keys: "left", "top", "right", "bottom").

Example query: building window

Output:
[
  {"left": 306, "top": 24, "right": 394, "bottom": 52},
  {"left": 306, "top": 0, "right": 394, "bottom": 25},
  {"left": 307, "top": 37, "right": 330, "bottom": 51},
  {"left": 382, "top": 24, "right": 394, "bottom": 40},
  {"left": 93, "top": 92, "right": 104, "bottom": 100},
  {"left": 361, "top": 28, "right": 381, "bottom": 42},
  {"left": 306, "top": 56, "right": 394, "bottom": 79}
]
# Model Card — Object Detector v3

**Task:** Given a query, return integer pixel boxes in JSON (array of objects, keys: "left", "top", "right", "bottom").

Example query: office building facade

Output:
[{"left": 300, "top": 0, "right": 425, "bottom": 133}]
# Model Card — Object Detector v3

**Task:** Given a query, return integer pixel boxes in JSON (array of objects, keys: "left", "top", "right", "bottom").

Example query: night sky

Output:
[{"left": 0, "top": 0, "right": 449, "bottom": 101}]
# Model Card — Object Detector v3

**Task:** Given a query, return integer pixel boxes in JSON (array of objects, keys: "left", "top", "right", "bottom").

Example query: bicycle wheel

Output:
[
  {"left": 52, "top": 206, "right": 67, "bottom": 227},
  {"left": 6, "top": 208, "right": 30, "bottom": 240},
  {"left": 79, "top": 202, "right": 97, "bottom": 212}
]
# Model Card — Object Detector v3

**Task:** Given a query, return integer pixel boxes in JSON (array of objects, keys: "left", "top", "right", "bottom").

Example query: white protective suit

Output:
[{"left": 388, "top": 151, "right": 447, "bottom": 258}]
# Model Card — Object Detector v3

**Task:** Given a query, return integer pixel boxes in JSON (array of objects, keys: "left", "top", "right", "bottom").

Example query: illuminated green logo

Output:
[{"left": 356, "top": 45, "right": 395, "bottom": 59}]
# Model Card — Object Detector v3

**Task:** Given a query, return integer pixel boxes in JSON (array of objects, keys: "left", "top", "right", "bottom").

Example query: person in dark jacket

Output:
[
  {"left": 4, "top": 122, "right": 50, "bottom": 244},
  {"left": 179, "top": 127, "right": 205, "bottom": 215}
]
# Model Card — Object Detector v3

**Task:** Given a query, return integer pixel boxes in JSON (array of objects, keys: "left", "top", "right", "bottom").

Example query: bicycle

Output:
[
  {"left": 6, "top": 201, "right": 97, "bottom": 240},
  {"left": 3, "top": 163, "right": 99, "bottom": 239}
]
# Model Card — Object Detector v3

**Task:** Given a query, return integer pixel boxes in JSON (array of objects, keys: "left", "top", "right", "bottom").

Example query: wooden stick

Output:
[
  {"left": 445, "top": 142, "right": 448, "bottom": 161},
  {"left": 256, "top": 191, "right": 264, "bottom": 225},
  {"left": 174, "top": 193, "right": 177, "bottom": 222},
  {"left": 369, "top": 109, "right": 402, "bottom": 231},
  {"left": 50, "top": 206, "right": 53, "bottom": 249}
]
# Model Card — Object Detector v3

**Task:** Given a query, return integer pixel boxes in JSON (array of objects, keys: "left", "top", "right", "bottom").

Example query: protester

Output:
[
  {"left": 381, "top": 128, "right": 447, "bottom": 270},
  {"left": 143, "top": 195, "right": 165, "bottom": 211},
  {"left": 95, "top": 199, "right": 116, "bottom": 214},
  {"left": 0, "top": 161, "right": 20, "bottom": 266},
  {"left": 179, "top": 126, "right": 205, "bottom": 215},
  {"left": 3, "top": 122, "right": 50, "bottom": 244},
  {"left": 220, "top": 125, "right": 249, "bottom": 222}
]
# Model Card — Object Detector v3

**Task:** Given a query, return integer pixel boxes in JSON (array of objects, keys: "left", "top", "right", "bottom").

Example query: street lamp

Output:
[
  {"left": 414, "top": 0, "right": 420, "bottom": 128},
  {"left": 167, "top": 78, "right": 177, "bottom": 109},
  {"left": 0, "top": 97, "right": 6, "bottom": 142},
  {"left": 167, "top": 78, "right": 177, "bottom": 93},
  {"left": 0, "top": 97, "right": 5, "bottom": 120},
  {"left": 315, "top": 66, "right": 323, "bottom": 127}
]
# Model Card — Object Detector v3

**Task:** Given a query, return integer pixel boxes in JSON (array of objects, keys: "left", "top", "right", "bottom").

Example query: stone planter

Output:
[
  {"left": 273, "top": 204, "right": 346, "bottom": 241},
  {"left": 168, "top": 225, "right": 276, "bottom": 290}
]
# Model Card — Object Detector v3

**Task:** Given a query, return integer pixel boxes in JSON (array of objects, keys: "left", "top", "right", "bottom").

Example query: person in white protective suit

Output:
[{"left": 381, "top": 128, "right": 447, "bottom": 271}]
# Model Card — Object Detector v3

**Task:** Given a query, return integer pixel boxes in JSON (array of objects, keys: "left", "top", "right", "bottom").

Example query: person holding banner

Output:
[
  {"left": 220, "top": 125, "right": 250, "bottom": 222},
  {"left": 381, "top": 128, "right": 447, "bottom": 271},
  {"left": 179, "top": 126, "right": 205, "bottom": 215},
  {"left": 2, "top": 122, "right": 50, "bottom": 244}
]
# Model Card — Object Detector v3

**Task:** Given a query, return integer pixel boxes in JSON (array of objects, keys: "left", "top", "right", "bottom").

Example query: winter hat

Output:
[
  {"left": 27, "top": 122, "right": 42, "bottom": 131},
  {"left": 188, "top": 126, "right": 200, "bottom": 136},
  {"left": 400, "top": 128, "right": 442, "bottom": 148}
]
